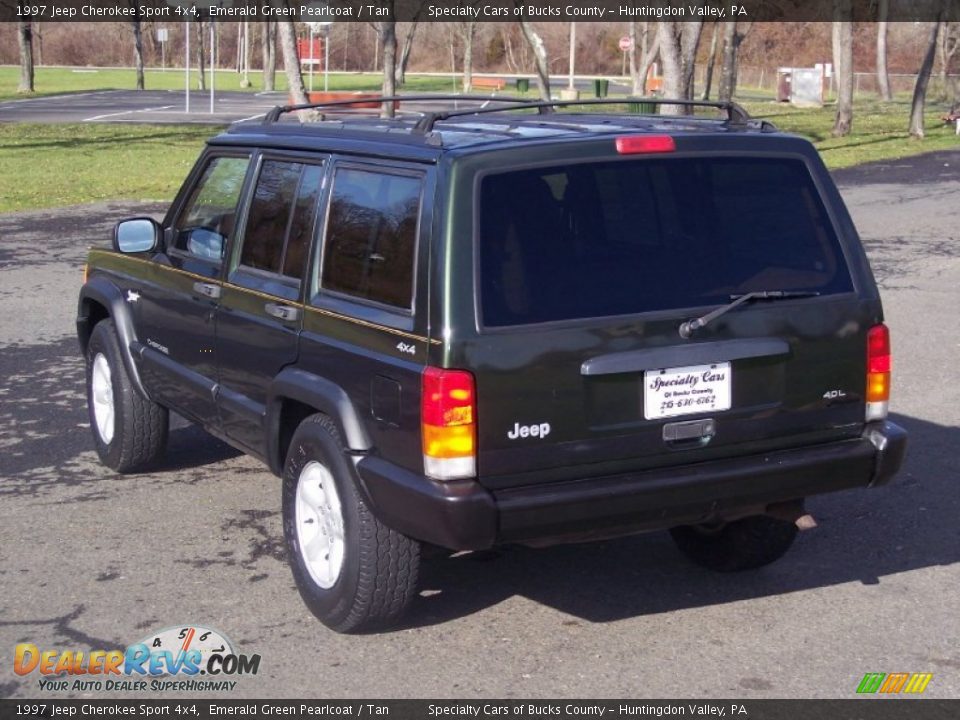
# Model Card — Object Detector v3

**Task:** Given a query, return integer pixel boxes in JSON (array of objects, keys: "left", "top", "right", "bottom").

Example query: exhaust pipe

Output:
[{"left": 766, "top": 500, "right": 818, "bottom": 531}]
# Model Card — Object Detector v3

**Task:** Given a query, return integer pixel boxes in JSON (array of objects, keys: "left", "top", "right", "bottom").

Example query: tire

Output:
[
  {"left": 282, "top": 414, "right": 420, "bottom": 633},
  {"left": 86, "top": 319, "right": 168, "bottom": 473},
  {"left": 669, "top": 515, "right": 799, "bottom": 572}
]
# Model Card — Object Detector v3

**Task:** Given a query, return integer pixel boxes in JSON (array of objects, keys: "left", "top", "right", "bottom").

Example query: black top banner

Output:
[{"left": 1, "top": 0, "right": 958, "bottom": 24}]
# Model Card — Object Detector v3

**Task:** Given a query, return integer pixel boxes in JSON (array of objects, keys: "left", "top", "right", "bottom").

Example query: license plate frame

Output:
[{"left": 643, "top": 362, "right": 732, "bottom": 420}]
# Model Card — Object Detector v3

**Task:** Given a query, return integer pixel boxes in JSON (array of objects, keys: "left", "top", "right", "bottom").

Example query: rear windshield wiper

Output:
[{"left": 679, "top": 290, "right": 821, "bottom": 338}]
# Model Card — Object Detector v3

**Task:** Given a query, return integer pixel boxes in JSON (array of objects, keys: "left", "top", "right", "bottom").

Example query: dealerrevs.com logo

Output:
[{"left": 14, "top": 625, "right": 260, "bottom": 693}]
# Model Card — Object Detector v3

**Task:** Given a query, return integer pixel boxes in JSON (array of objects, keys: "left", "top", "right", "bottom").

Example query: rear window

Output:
[{"left": 479, "top": 157, "right": 852, "bottom": 327}]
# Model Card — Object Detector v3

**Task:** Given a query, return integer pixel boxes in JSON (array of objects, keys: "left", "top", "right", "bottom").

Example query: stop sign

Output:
[{"left": 619, "top": 36, "right": 633, "bottom": 52}]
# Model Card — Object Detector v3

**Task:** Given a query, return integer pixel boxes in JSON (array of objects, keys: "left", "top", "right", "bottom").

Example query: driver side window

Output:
[{"left": 173, "top": 156, "right": 251, "bottom": 262}]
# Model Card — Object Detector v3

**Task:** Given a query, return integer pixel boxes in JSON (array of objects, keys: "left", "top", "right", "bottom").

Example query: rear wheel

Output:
[
  {"left": 669, "top": 515, "right": 798, "bottom": 572},
  {"left": 86, "top": 319, "right": 168, "bottom": 473},
  {"left": 282, "top": 414, "right": 420, "bottom": 633}
]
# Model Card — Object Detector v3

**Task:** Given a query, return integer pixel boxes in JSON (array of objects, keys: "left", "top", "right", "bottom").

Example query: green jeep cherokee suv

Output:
[{"left": 77, "top": 97, "right": 907, "bottom": 632}]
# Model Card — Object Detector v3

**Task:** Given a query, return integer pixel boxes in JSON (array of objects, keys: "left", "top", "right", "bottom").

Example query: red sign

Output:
[{"left": 618, "top": 36, "right": 633, "bottom": 52}]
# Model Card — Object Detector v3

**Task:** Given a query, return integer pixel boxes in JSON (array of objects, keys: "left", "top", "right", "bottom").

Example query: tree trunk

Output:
[
  {"left": 17, "top": 20, "right": 34, "bottom": 93},
  {"left": 278, "top": 19, "right": 308, "bottom": 105},
  {"left": 637, "top": 32, "right": 659, "bottom": 97},
  {"left": 876, "top": 0, "right": 892, "bottom": 101},
  {"left": 718, "top": 21, "right": 738, "bottom": 102},
  {"left": 910, "top": 19, "right": 944, "bottom": 138},
  {"left": 262, "top": 21, "right": 276, "bottom": 92},
  {"left": 700, "top": 22, "right": 719, "bottom": 100},
  {"left": 196, "top": 20, "right": 206, "bottom": 91},
  {"left": 658, "top": 22, "right": 685, "bottom": 114},
  {"left": 628, "top": 23, "right": 639, "bottom": 91},
  {"left": 380, "top": 21, "right": 397, "bottom": 117},
  {"left": 131, "top": 15, "right": 145, "bottom": 90},
  {"left": 680, "top": 22, "right": 704, "bottom": 101},
  {"left": 396, "top": 20, "right": 422, "bottom": 86},
  {"left": 518, "top": 18, "right": 551, "bottom": 100},
  {"left": 831, "top": 11, "right": 854, "bottom": 137},
  {"left": 462, "top": 23, "right": 476, "bottom": 92}
]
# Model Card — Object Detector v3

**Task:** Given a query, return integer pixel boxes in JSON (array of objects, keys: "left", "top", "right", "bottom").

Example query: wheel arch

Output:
[
  {"left": 77, "top": 277, "right": 149, "bottom": 399},
  {"left": 266, "top": 368, "right": 373, "bottom": 476}
]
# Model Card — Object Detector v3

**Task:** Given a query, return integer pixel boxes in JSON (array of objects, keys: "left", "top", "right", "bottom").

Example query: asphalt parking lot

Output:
[
  {"left": 0, "top": 89, "right": 288, "bottom": 125},
  {"left": 0, "top": 151, "right": 958, "bottom": 700}
]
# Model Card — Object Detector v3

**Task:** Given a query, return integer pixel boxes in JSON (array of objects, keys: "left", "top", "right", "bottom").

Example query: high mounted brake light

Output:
[
  {"left": 422, "top": 367, "right": 477, "bottom": 481},
  {"left": 615, "top": 135, "right": 676, "bottom": 155},
  {"left": 866, "top": 323, "right": 891, "bottom": 422}
]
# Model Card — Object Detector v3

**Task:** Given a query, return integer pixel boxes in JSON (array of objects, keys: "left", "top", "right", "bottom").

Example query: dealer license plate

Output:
[{"left": 643, "top": 362, "right": 731, "bottom": 420}]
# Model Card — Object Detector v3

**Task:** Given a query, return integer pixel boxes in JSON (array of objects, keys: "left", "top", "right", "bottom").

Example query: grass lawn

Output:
[
  {"left": 0, "top": 123, "right": 217, "bottom": 213},
  {"left": 0, "top": 66, "right": 455, "bottom": 101},
  {"left": 0, "top": 87, "right": 956, "bottom": 213}
]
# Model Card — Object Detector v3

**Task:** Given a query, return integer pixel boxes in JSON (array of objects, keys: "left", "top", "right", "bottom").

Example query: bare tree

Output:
[
  {"left": 262, "top": 20, "right": 276, "bottom": 92},
  {"left": 396, "top": 11, "right": 426, "bottom": 86},
  {"left": 831, "top": 5, "right": 854, "bottom": 137},
  {"left": 17, "top": 17, "right": 34, "bottom": 93},
  {"left": 196, "top": 19, "right": 206, "bottom": 91},
  {"left": 378, "top": 21, "right": 398, "bottom": 117},
  {"left": 129, "top": 6, "right": 145, "bottom": 90},
  {"left": 516, "top": 14, "right": 551, "bottom": 99},
  {"left": 700, "top": 22, "right": 720, "bottom": 100},
  {"left": 456, "top": 21, "right": 478, "bottom": 92},
  {"left": 876, "top": 0, "right": 892, "bottom": 101},
  {"left": 718, "top": 21, "right": 751, "bottom": 102},
  {"left": 278, "top": 19, "right": 309, "bottom": 105},
  {"left": 910, "top": 15, "right": 946, "bottom": 138},
  {"left": 628, "top": 22, "right": 659, "bottom": 96},
  {"left": 658, "top": 21, "right": 703, "bottom": 113}
]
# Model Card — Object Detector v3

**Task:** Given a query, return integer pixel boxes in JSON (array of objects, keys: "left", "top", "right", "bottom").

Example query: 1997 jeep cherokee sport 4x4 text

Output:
[{"left": 77, "top": 97, "right": 907, "bottom": 632}]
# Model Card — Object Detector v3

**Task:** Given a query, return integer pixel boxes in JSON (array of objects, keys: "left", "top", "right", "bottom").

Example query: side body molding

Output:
[
  {"left": 76, "top": 275, "right": 150, "bottom": 399},
  {"left": 266, "top": 368, "right": 374, "bottom": 474}
]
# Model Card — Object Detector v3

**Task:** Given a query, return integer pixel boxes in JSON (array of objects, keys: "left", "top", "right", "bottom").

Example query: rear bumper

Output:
[{"left": 355, "top": 421, "right": 907, "bottom": 551}]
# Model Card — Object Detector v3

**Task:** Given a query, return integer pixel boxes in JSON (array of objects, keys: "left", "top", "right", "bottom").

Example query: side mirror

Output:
[{"left": 114, "top": 218, "right": 161, "bottom": 254}]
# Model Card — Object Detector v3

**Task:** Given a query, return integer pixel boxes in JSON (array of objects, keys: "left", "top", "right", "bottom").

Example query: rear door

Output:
[
  {"left": 215, "top": 154, "right": 326, "bottom": 455},
  {"left": 458, "top": 142, "right": 874, "bottom": 487}
]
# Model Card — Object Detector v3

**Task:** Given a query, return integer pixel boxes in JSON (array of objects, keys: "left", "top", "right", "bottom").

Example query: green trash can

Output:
[
  {"left": 628, "top": 98, "right": 657, "bottom": 115},
  {"left": 516, "top": 77, "right": 530, "bottom": 93},
  {"left": 593, "top": 79, "right": 609, "bottom": 98}
]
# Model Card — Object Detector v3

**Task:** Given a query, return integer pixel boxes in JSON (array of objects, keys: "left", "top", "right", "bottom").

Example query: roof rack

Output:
[
  {"left": 262, "top": 95, "right": 757, "bottom": 136},
  {"left": 411, "top": 97, "right": 752, "bottom": 133},
  {"left": 262, "top": 95, "right": 539, "bottom": 124}
]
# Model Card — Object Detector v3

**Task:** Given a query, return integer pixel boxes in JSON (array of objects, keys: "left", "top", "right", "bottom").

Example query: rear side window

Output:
[
  {"left": 319, "top": 167, "right": 421, "bottom": 310},
  {"left": 174, "top": 156, "right": 250, "bottom": 262},
  {"left": 479, "top": 157, "right": 853, "bottom": 327},
  {"left": 239, "top": 160, "right": 323, "bottom": 281}
]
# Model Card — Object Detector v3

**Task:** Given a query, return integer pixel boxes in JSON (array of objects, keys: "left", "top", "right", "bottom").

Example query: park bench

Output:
[{"left": 470, "top": 77, "right": 507, "bottom": 91}]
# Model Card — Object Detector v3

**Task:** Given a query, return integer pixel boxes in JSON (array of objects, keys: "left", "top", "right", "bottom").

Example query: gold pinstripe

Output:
[{"left": 87, "top": 248, "right": 441, "bottom": 345}]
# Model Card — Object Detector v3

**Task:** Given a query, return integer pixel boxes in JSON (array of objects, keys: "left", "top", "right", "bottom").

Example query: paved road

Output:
[
  {"left": 1, "top": 152, "right": 959, "bottom": 700},
  {"left": 0, "top": 83, "right": 694, "bottom": 127},
  {"left": 0, "top": 89, "right": 289, "bottom": 125}
]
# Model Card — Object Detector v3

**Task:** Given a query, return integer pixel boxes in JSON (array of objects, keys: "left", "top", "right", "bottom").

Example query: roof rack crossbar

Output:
[
  {"left": 414, "top": 97, "right": 752, "bottom": 133},
  {"left": 263, "top": 94, "right": 539, "bottom": 124}
]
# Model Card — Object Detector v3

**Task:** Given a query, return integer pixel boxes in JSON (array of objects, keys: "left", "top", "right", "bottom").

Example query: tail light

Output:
[
  {"left": 82, "top": 263, "right": 89, "bottom": 284},
  {"left": 866, "top": 323, "right": 891, "bottom": 422},
  {"left": 422, "top": 367, "right": 476, "bottom": 480}
]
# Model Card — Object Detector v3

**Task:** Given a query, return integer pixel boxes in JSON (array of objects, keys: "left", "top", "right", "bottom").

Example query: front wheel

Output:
[
  {"left": 669, "top": 515, "right": 799, "bottom": 572},
  {"left": 86, "top": 319, "right": 168, "bottom": 473},
  {"left": 282, "top": 414, "right": 420, "bottom": 633}
]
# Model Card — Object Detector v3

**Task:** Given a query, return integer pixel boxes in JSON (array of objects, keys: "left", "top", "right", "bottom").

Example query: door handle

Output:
[
  {"left": 265, "top": 303, "right": 300, "bottom": 322},
  {"left": 192, "top": 281, "right": 221, "bottom": 300}
]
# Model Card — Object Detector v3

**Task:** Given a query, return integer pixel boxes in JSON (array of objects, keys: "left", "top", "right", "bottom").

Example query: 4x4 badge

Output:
[{"left": 396, "top": 342, "right": 416, "bottom": 355}]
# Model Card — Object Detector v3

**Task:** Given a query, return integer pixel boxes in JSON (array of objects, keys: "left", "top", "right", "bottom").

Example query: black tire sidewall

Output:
[
  {"left": 86, "top": 321, "right": 127, "bottom": 470},
  {"left": 282, "top": 418, "right": 363, "bottom": 629}
]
